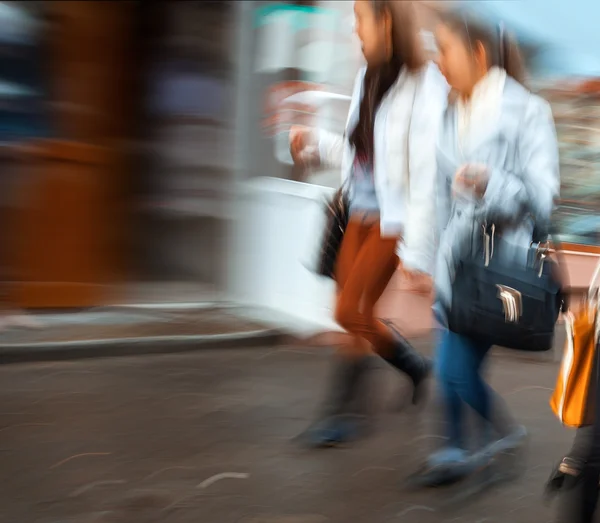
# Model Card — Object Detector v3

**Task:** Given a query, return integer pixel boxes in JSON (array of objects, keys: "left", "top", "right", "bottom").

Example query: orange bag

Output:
[{"left": 550, "top": 263, "right": 600, "bottom": 428}]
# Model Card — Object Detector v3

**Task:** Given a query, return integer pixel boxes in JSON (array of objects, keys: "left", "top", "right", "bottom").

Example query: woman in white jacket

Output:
[{"left": 290, "top": 0, "right": 448, "bottom": 447}]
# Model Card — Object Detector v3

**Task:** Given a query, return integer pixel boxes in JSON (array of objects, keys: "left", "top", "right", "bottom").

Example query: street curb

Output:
[{"left": 0, "top": 329, "right": 287, "bottom": 364}]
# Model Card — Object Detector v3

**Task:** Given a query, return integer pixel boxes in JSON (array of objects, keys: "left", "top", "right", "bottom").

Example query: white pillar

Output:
[{"left": 225, "top": 1, "right": 256, "bottom": 298}]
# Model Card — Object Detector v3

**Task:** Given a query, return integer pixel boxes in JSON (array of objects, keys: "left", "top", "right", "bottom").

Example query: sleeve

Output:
[
  {"left": 401, "top": 65, "right": 449, "bottom": 275},
  {"left": 315, "top": 129, "right": 344, "bottom": 169},
  {"left": 315, "top": 67, "right": 365, "bottom": 170},
  {"left": 480, "top": 97, "right": 560, "bottom": 226}
]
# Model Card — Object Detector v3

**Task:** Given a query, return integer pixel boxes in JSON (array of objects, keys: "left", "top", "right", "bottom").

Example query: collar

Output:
[{"left": 457, "top": 66, "right": 506, "bottom": 113}]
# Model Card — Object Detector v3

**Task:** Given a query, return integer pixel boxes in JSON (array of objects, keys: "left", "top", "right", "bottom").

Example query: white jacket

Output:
[
  {"left": 316, "top": 62, "right": 449, "bottom": 275},
  {"left": 433, "top": 76, "right": 560, "bottom": 318}
]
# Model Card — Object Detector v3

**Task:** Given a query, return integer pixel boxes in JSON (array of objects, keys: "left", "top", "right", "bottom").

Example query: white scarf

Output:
[{"left": 456, "top": 66, "right": 506, "bottom": 146}]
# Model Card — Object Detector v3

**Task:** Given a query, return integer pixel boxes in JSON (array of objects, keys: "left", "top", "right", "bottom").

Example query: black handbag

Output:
[
  {"left": 447, "top": 223, "right": 565, "bottom": 352},
  {"left": 315, "top": 186, "right": 349, "bottom": 279}
]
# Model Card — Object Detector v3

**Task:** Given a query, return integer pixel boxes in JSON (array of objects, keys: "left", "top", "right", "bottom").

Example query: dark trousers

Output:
[
  {"left": 560, "top": 344, "right": 600, "bottom": 522},
  {"left": 436, "top": 329, "right": 493, "bottom": 449},
  {"left": 558, "top": 431, "right": 599, "bottom": 523}
]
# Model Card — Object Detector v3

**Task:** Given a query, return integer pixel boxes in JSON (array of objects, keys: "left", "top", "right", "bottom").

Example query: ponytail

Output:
[{"left": 498, "top": 22, "right": 525, "bottom": 85}]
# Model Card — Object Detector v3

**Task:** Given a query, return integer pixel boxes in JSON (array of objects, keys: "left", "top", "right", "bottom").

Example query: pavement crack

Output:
[
  {"left": 197, "top": 472, "right": 250, "bottom": 489},
  {"left": 505, "top": 385, "right": 553, "bottom": 396},
  {"left": 49, "top": 452, "right": 112, "bottom": 470},
  {"left": 69, "top": 480, "right": 126, "bottom": 497}
]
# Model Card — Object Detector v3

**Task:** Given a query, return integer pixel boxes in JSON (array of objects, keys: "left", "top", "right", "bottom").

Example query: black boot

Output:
[
  {"left": 545, "top": 457, "right": 585, "bottom": 502},
  {"left": 546, "top": 428, "right": 595, "bottom": 503},
  {"left": 552, "top": 463, "right": 600, "bottom": 523},
  {"left": 298, "top": 356, "right": 372, "bottom": 448},
  {"left": 380, "top": 319, "right": 432, "bottom": 405}
]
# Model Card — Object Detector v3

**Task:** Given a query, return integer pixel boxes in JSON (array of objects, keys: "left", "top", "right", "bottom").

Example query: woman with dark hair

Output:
[
  {"left": 289, "top": 0, "right": 448, "bottom": 448},
  {"left": 423, "top": 12, "right": 560, "bottom": 474}
]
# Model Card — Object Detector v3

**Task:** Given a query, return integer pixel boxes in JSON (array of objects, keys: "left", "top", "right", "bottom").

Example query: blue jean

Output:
[{"left": 435, "top": 329, "right": 493, "bottom": 450}]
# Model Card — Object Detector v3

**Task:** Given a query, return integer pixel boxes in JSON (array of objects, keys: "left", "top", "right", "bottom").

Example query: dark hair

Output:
[
  {"left": 349, "top": 0, "right": 424, "bottom": 162},
  {"left": 442, "top": 11, "right": 525, "bottom": 85}
]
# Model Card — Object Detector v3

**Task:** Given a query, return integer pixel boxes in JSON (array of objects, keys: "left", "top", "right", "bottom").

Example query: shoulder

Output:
[
  {"left": 504, "top": 77, "right": 553, "bottom": 121},
  {"left": 410, "top": 62, "right": 449, "bottom": 126},
  {"left": 352, "top": 66, "right": 367, "bottom": 93},
  {"left": 525, "top": 93, "right": 554, "bottom": 123},
  {"left": 355, "top": 65, "right": 367, "bottom": 82},
  {"left": 410, "top": 62, "right": 450, "bottom": 118},
  {"left": 500, "top": 78, "right": 556, "bottom": 146},
  {"left": 415, "top": 61, "right": 450, "bottom": 99},
  {"left": 345, "top": 66, "right": 367, "bottom": 106},
  {"left": 503, "top": 76, "right": 529, "bottom": 100},
  {"left": 519, "top": 94, "right": 557, "bottom": 150}
]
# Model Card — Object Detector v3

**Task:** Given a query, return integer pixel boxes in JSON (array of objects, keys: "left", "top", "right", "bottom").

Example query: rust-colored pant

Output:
[{"left": 335, "top": 214, "right": 399, "bottom": 356}]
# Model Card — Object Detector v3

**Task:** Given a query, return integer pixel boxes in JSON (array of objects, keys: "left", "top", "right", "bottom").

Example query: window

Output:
[
  {"left": 252, "top": 1, "right": 359, "bottom": 186},
  {"left": 0, "top": 2, "right": 50, "bottom": 141}
]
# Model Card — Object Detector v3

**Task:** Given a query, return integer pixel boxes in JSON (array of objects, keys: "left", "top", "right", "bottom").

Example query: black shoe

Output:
[
  {"left": 301, "top": 414, "right": 367, "bottom": 448},
  {"left": 544, "top": 457, "right": 583, "bottom": 502},
  {"left": 380, "top": 319, "right": 432, "bottom": 405},
  {"left": 297, "top": 356, "right": 371, "bottom": 448}
]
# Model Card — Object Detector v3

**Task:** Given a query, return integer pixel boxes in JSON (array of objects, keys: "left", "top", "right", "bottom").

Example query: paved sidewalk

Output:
[
  {"left": 0, "top": 344, "right": 573, "bottom": 523},
  {"left": 0, "top": 255, "right": 582, "bottom": 363}
]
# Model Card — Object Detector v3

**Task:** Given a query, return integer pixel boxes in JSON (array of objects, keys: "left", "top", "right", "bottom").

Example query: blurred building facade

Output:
[
  {"left": 539, "top": 80, "right": 600, "bottom": 246},
  {"left": 132, "top": 1, "right": 236, "bottom": 293},
  {"left": 0, "top": 1, "right": 239, "bottom": 308},
  {"left": 3, "top": 0, "right": 600, "bottom": 311},
  {"left": 250, "top": 0, "right": 600, "bottom": 248}
]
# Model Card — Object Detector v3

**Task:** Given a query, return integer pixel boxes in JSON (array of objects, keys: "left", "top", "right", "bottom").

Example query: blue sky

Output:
[{"left": 457, "top": 0, "right": 600, "bottom": 78}]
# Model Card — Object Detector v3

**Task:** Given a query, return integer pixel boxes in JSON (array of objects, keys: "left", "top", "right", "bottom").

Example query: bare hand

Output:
[
  {"left": 289, "top": 125, "right": 318, "bottom": 167},
  {"left": 453, "top": 164, "right": 489, "bottom": 199},
  {"left": 401, "top": 268, "right": 433, "bottom": 296}
]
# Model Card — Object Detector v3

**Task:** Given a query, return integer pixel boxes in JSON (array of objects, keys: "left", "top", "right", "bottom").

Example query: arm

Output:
[
  {"left": 315, "top": 129, "right": 344, "bottom": 169},
  {"left": 401, "top": 132, "right": 438, "bottom": 275},
  {"left": 314, "top": 67, "right": 366, "bottom": 170},
  {"left": 480, "top": 97, "right": 560, "bottom": 226}
]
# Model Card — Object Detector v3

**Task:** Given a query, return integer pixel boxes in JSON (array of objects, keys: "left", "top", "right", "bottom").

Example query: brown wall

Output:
[
  {"left": 13, "top": 2, "right": 134, "bottom": 308},
  {"left": 48, "top": 1, "right": 133, "bottom": 142}
]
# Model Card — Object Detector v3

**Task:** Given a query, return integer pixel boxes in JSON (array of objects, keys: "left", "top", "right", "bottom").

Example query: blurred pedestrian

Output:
[
  {"left": 565, "top": 397, "right": 600, "bottom": 523},
  {"left": 289, "top": 0, "right": 448, "bottom": 447},
  {"left": 546, "top": 426, "right": 595, "bottom": 522},
  {"left": 547, "top": 395, "right": 600, "bottom": 523},
  {"left": 423, "top": 13, "right": 560, "bottom": 476},
  {"left": 546, "top": 290, "right": 600, "bottom": 522}
]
